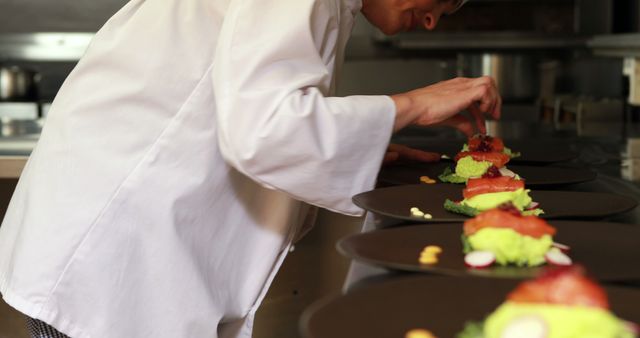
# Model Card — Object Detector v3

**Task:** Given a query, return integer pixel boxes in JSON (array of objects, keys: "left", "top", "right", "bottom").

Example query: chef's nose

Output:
[{"left": 422, "top": 12, "right": 441, "bottom": 30}]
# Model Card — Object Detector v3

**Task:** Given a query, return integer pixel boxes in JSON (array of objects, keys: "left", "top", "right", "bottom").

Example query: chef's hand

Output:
[
  {"left": 391, "top": 76, "right": 501, "bottom": 135},
  {"left": 383, "top": 143, "right": 440, "bottom": 165}
]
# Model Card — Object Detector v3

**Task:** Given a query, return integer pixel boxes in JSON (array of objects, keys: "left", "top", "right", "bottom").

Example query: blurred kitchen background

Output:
[{"left": 0, "top": 0, "right": 639, "bottom": 337}]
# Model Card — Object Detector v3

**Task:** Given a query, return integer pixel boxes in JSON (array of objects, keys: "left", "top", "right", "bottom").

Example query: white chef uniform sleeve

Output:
[{"left": 213, "top": 0, "right": 396, "bottom": 216}]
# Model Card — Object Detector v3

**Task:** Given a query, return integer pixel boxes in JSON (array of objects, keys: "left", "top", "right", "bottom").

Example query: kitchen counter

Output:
[
  {"left": 0, "top": 118, "right": 41, "bottom": 178},
  {"left": 0, "top": 137, "right": 37, "bottom": 178}
]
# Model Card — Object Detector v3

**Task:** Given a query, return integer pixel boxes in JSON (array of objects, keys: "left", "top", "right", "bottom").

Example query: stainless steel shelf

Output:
[
  {"left": 0, "top": 33, "right": 94, "bottom": 62},
  {"left": 589, "top": 33, "right": 640, "bottom": 58},
  {"left": 376, "top": 32, "right": 588, "bottom": 51}
]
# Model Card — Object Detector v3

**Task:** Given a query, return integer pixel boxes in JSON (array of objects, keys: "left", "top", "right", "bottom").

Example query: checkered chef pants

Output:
[{"left": 26, "top": 317, "right": 70, "bottom": 338}]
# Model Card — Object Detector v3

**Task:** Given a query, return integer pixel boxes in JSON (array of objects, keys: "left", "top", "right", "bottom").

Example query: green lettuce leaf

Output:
[
  {"left": 523, "top": 208, "right": 545, "bottom": 216},
  {"left": 444, "top": 199, "right": 479, "bottom": 217},
  {"left": 457, "top": 321, "right": 485, "bottom": 338},
  {"left": 504, "top": 147, "right": 521, "bottom": 159},
  {"left": 461, "top": 234, "right": 473, "bottom": 254},
  {"left": 439, "top": 167, "right": 468, "bottom": 184}
]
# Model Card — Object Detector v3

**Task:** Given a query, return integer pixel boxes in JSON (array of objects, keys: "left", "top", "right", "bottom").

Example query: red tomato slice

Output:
[
  {"left": 508, "top": 266, "right": 609, "bottom": 309},
  {"left": 463, "top": 176, "right": 525, "bottom": 200},
  {"left": 455, "top": 151, "right": 510, "bottom": 168},
  {"left": 463, "top": 208, "right": 556, "bottom": 238},
  {"left": 468, "top": 134, "right": 505, "bottom": 153}
]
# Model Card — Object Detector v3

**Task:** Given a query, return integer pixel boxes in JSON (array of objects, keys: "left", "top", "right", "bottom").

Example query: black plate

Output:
[
  {"left": 301, "top": 276, "right": 640, "bottom": 338},
  {"left": 400, "top": 138, "right": 578, "bottom": 164},
  {"left": 378, "top": 162, "right": 597, "bottom": 187},
  {"left": 338, "top": 221, "right": 640, "bottom": 281},
  {"left": 352, "top": 184, "right": 638, "bottom": 223}
]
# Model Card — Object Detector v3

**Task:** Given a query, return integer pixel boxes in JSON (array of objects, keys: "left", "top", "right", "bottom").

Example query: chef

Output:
[{"left": 0, "top": 0, "right": 498, "bottom": 337}]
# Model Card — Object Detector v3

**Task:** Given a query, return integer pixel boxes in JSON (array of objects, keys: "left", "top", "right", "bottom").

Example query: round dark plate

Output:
[
  {"left": 352, "top": 184, "right": 638, "bottom": 223},
  {"left": 301, "top": 276, "right": 640, "bottom": 338},
  {"left": 338, "top": 221, "right": 640, "bottom": 282},
  {"left": 401, "top": 138, "right": 578, "bottom": 164},
  {"left": 378, "top": 162, "right": 597, "bottom": 187}
]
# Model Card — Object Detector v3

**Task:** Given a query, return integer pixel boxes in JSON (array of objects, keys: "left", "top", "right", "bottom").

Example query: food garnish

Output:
[
  {"left": 461, "top": 208, "right": 563, "bottom": 268},
  {"left": 405, "top": 328, "right": 437, "bottom": 338},
  {"left": 457, "top": 266, "right": 637, "bottom": 338},
  {"left": 439, "top": 135, "right": 520, "bottom": 183},
  {"left": 544, "top": 248, "right": 573, "bottom": 266},
  {"left": 444, "top": 175, "right": 543, "bottom": 217},
  {"left": 410, "top": 207, "right": 434, "bottom": 220},
  {"left": 419, "top": 245, "right": 443, "bottom": 265},
  {"left": 420, "top": 175, "right": 437, "bottom": 184},
  {"left": 464, "top": 250, "right": 496, "bottom": 268}
]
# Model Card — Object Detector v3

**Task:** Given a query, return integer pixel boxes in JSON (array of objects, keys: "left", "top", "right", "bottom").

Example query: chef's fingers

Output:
[
  {"left": 385, "top": 144, "right": 441, "bottom": 164},
  {"left": 493, "top": 93, "right": 502, "bottom": 120},
  {"left": 484, "top": 87, "right": 502, "bottom": 121},
  {"left": 472, "top": 76, "right": 500, "bottom": 118},
  {"left": 383, "top": 151, "right": 400, "bottom": 165},
  {"left": 396, "top": 146, "right": 441, "bottom": 162},
  {"left": 437, "top": 114, "right": 474, "bottom": 137},
  {"left": 468, "top": 103, "right": 486, "bottom": 135}
]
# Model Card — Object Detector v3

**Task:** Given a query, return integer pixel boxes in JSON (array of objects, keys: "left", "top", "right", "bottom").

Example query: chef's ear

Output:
[{"left": 421, "top": 12, "right": 440, "bottom": 30}]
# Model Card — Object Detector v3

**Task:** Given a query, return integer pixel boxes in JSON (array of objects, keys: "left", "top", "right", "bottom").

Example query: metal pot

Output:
[
  {"left": 457, "top": 53, "right": 539, "bottom": 101},
  {"left": 0, "top": 66, "right": 40, "bottom": 102}
]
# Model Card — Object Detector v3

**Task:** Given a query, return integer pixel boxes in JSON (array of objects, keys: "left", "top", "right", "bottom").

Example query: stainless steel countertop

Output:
[{"left": 0, "top": 118, "right": 41, "bottom": 178}]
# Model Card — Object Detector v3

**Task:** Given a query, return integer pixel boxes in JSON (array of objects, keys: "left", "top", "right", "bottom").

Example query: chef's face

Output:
[{"left": 361, "top": 0, "right": 463, "bottom": 35}]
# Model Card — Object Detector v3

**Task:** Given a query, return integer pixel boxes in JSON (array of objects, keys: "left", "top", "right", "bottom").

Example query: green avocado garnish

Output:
[
  {"left": 457, "top": 304, "right": 635, "bottom": 338},
  {"left": 484, "top": 302, "right": 635, "bottom": 338},
  {"left": 465, "top": 228, "right": 552, "bottom": 267},
  {"left": 456, "top": 156, "right": 493, "bottom": 178},
  {"left": 461, "top": 188, "right": 533, "bottom": 212}
]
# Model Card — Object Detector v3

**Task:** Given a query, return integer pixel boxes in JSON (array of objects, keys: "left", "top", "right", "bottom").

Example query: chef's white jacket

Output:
[{"left": 0, "top": 0, "right": 395, "bottom": 337}]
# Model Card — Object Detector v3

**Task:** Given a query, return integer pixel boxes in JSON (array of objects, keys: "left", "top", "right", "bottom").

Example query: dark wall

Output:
[{"left": 0, "top": 0, "right": 128, "bottom": 33}]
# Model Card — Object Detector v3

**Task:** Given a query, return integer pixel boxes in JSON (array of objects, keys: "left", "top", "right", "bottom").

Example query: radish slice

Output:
[
  {"left": 545, "top": 248, "right": 573, "bottom": 266},
  {"left": 498, "top": 167, "right": 517, "bottom": 178},
  {"left": 464, "top": 251, "right": 496, "bottom": 268},
  {"left": 552, "top": 242, "right": 571, "bottom": 252},
  {"left": 623, "top": 321, "right": 639, "bottom": 335},
  {"left": 527, "top": 202, "right": 540, "bottom": 210},
  {"left": 501, "top": 315, "right": 548, "bottom": 338}
]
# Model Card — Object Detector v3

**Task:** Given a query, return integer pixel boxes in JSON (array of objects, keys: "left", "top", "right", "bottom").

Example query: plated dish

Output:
[
  {"left": 395, "top": 137, "right": 578, "bottom": 164},
  {"left": 439, "top": 135, "right": 518, "bottom": 184},
  {"left": 458, "top": 267, "right": 637, "bottom": 338},
  {"left": 443, "top": 177, "right": 543, "bottom": 217},
  {"left": 352, "top": 184, "right": 637, "bottom": 223},
  {"left": 301, "top": 275, "right": 640, "bottom": 338},
  {"left": 337, "top": 220, "right": 640, "bottom": 281},
  {"left": 377, "top": 162, "right": 597, "bottom": 187}
]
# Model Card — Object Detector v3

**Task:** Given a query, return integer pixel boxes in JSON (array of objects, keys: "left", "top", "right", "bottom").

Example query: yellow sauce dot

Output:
[
  {"left": 419, "top": 245, "right": 443, "bottom": 265},
  {"left": 419, "top": 254, "right": 438, "bottom": 264},
  {"left": 420, "top": 176, "right": 437, "bottom": 184},
  {"left": 423, "top": 245, "right": 442, "bottom": 254},
  {"left": 405, "top": 328, "right": 437, "bottom": 338}
]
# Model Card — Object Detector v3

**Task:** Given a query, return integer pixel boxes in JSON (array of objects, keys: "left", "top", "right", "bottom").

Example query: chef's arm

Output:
[
  {"left": 213, "top": 0, "right": 501, "bottom": 215},
  {"left": 213, "top": 0, "right": 394, "bottom": 216}
]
